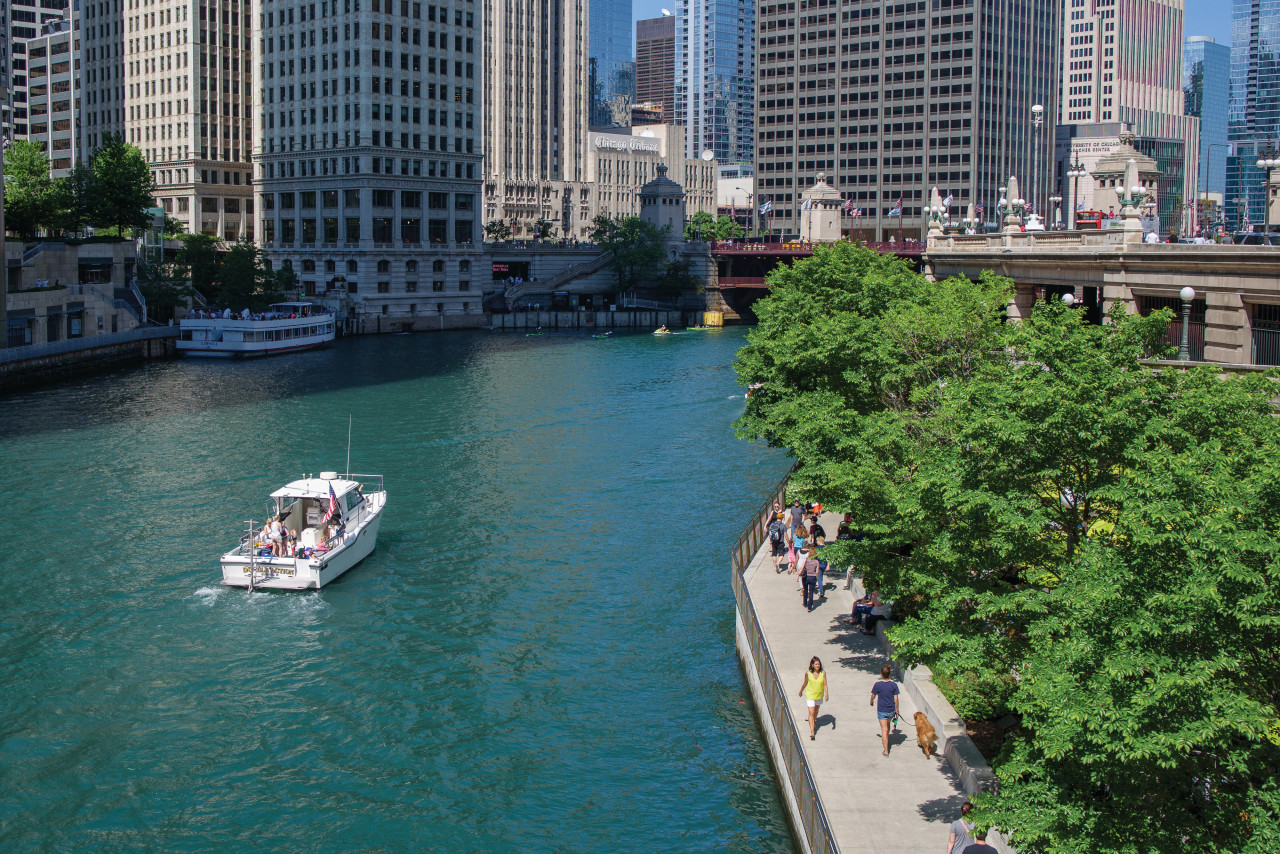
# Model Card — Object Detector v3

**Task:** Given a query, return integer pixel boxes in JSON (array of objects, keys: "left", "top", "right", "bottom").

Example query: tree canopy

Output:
[
  {"left": 587, "top": 213, "right": 670, "bottom": 294},
  {"left": 684, "top": 211, "right": 745, "bottom": 242},
  {"left": 2, "top": 140, "right": 57, "bottom": 239},
  {"left": 204, "top": 238, "right": 294, "bottom": 311},
  {"left": 89, "top": 134, "right": 157, "bottom": 235},
  {"left": 736, "top": 242, "right": 1280, "bottom": 853}
]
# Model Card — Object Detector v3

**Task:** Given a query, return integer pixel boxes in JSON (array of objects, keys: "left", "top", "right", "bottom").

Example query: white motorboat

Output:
[
  {"left": 178, "top": 302, "right": 335, "bottom": 358},
  {"left": 221, "top": 472, "right": 386, "bottom": 590}
]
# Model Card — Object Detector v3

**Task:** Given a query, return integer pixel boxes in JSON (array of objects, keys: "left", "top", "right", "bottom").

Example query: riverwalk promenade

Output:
[{"left": 732, "top": 482, "right": 980, "bottom": 853}]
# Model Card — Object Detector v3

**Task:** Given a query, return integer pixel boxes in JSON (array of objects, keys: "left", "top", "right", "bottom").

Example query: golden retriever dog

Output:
[{"left": 914, "top": 712, "right": 938, "bottom": 758}]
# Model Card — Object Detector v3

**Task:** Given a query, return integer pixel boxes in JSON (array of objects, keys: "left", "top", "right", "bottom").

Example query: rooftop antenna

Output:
[{"left": 345, "top": 414, "right": 352, "bottom": 479}]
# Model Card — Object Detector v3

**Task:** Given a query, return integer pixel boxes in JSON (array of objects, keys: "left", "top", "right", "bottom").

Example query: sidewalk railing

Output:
[
  {"left": 731, "top": 466, "right": 838, "bottom": 854},
  {"left": 0, "top": 326, "right": 176, "bottom": 365}
]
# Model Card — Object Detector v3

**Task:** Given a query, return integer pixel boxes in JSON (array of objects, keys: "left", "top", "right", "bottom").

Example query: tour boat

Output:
[
  {"left": 221, "top": 471, "right": 386, "bottom": 590},
  {"left": 178, "top": 302, "right": 335, "bottom": 358}
]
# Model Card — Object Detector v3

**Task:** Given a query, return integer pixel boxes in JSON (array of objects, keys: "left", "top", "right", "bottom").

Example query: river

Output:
[{"left": 0, "top": 328, "right": 793, "bottom": 852}]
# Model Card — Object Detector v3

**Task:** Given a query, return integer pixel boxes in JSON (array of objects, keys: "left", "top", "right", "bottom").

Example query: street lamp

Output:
[
  {"left": 1049, "top": 194, "right": 1063, "bottom": 229},
  {"left": 1179, "top": 286, "right": 1196, "bottom": 361},
  {"left": 1198, "top": 142, "right": 1231, "bottom": 236},
  {"left": 1256, "top": 140, "right": 1280, "bottom": 233},
  {"left": 1061, "top": 292, "right": 1076, "bottom": 307},
  {"left": 1031, "top": 104, "right": 1044, "bottom": 217},
  {"left": 1067, "top": 156, "right": 1089, "bottom": 229}
]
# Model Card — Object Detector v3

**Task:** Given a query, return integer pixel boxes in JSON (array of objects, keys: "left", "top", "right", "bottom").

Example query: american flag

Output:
[
  {"left": 975, "top": 203, "right": 984, "bottom": 217},
  {"left": 323, "top": 483, "right": 340, "bottom": 523},
  {"left": 844, "top": 197, "right": 855, "bottom": 214},
  {"left": 853, "top": 207, "right": 862, "bottom": 217}
]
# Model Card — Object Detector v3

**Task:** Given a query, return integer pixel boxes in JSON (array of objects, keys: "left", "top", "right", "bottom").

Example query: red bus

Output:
[{"left": 1075, "top": 209, "right": 1109, "bottom": 230}]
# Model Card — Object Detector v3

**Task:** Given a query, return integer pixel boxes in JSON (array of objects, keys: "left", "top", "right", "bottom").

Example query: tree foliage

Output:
[
  {"left": 736, "top": 243, "right": 1280, "bottom": 852},
  {"left": 178, "top": 233, "right": 221, "bottom": 299},
  {"left": 684, "top": 211, "right": 745, "bottom": 241},
  {"left": 2, "top": 140, "right": 57, "bottom": 239},
  {"left": 88, "top": 134, "right": 156, "bottom": 235},
  {"left": 587, "top": 213, "right": 670, "bottom": 294},
  {"left": 483, "top": 219, "right": 511, "bottom": 242},
  {"left": 134, "top": 258, "right": 193, "bottom": 322},
  {"left": 533, "top": 218, "right": 555, "bottom": 242},
  {"left": 206, "top": 238, "right": 291, "bottom": 311}
]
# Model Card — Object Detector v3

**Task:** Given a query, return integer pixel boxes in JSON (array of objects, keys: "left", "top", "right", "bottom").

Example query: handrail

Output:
[{"left": 731, "top": 465, "right": 838, "bottom": 853}]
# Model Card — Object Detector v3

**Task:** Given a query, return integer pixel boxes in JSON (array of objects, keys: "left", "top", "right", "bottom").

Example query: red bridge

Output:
[{"left": 709, "top": 240, "right": 925, "bottom": 317}]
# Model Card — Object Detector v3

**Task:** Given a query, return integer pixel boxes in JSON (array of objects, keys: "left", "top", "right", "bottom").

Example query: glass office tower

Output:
[
  {"left": 1184, "top": 36, "right": 1231, "bottom": 205},
  {"left": 589, "top": 0, "right": 635, "bottom": 128},
  {"left": 1226, "top": 0, "right": 1280, "bottom": 230},
  {"left": 675, "top": 0, "right": 754, "bottom": 165}
]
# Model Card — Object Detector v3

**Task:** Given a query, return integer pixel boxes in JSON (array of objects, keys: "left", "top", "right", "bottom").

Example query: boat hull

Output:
[
  {"left": 177, "top": 339, "right": 331, "bottom": 358},
  {"left": 220, "top": 502, "right": 384, "bottom": 590}
]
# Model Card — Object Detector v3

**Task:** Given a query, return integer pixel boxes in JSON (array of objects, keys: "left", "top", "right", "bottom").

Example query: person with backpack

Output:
[{"left": 768, "top": 512, "right": 788, "bottom": 572}]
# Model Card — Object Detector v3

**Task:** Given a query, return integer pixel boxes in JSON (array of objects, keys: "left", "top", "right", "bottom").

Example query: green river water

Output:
[{"left": 0, "top": 327, "right": 794, "bottom": 852}]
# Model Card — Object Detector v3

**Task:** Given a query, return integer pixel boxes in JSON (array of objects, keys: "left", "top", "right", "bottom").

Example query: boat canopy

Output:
[
  {"left": 271, "top": 476, "right": 362, "bottom": 501},
  {"left": 268, "top": 302, "right": 326, "bottom": 316}
]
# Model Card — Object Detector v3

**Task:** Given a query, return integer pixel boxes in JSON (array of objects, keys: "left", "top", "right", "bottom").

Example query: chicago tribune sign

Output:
[{"left": 594, "top": 135, "right": 661, "bottom": 154}]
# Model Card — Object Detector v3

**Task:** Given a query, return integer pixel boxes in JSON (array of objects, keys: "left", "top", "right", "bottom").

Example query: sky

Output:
[{"left": 631, "top": 1, "right": 1232, "bottom": 48}]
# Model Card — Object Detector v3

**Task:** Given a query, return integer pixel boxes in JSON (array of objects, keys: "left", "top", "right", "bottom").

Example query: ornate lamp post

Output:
[
  {"left": 1179, "top": 286, "right": 1196, "bottom": 361},
  {"left": 1031, "top": 104, "right": 1044, "bottom": 216},
  {"left": 1256, "top": 140, "right": 1280, "bottom": 233},
  {"left": 1067, "top": 156, "right": 1089, "bottom": 229},
  {"left": 1049, "top": 194, "right": 1063, "bottom": 229}
]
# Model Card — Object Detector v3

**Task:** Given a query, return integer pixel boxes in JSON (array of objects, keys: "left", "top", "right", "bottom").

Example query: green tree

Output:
[
  {"left": 587, "top": 213, "right": 669, "bottom": 294},
  {"left": 178, "top": 233, "right": 220, "bottom": 300},
  {"left": 134, "top": 258, "right": 193, "bottom": 323},
  {"left": 483, "top": 219, "right": 511, "bottom": 242},
  {"left": 735, "top": 243, "right": 1280, "bottom": 852},
  {"left": 656, "top": 259, "right": 704, "bottom": 296},
  {"left": 211, "top": 238, "right": 288, "bottom": 311},
  {"left": 49, "top": 162, "right": 96, "bottom": 235},
  {"left": 533, "top": 218, "right": 555, "bottom": 242},
  {"left": 684, "top": 211, "right": 746, "bottom": 241},
  {"left": 2, "top": 140, "right": 57, "bottom": 238},
  {"left": 88, "top": 134, "right": 156, "bottom": 235}
]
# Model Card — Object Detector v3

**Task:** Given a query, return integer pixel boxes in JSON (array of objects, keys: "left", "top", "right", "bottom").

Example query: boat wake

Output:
[{"left": 190, "top": 586, "right": 224, "bottom": 606}]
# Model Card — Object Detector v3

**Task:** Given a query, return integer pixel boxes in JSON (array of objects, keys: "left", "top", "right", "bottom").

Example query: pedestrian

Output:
[
  {"left": 768, "top": 512, "right": 789, "bottom": 572},
  {"left": 870, "top": 663, "right": 900, "bottom": 756},
  {"left": 812, "top": 535, "right": 828, "bottom": 600},
  {"left": 790, "top": 524, "right": 809, "bottom": 584},
  {"left": 960, "top": 828, "right": 999, "bottom": 854},
  {"left": 948, "top": 802, "right": 976, "bottom": 854},
  {"left": 797, "top": 656, "right": 829, "bottom": 740},
  {"left": 788, "top": 499, "right": 805, "bottom": 533},
  {"left": 799, "top": 547, "right": 820, "bottom": 611}
]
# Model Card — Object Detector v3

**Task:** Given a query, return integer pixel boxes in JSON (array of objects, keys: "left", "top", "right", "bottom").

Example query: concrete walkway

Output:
[{"left": 745, "top": 513, "right": 969, "bottom": 853}]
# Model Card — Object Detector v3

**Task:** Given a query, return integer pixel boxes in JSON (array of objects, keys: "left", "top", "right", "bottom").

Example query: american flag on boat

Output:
[{"left": 323, "top": 483, "right": 339, "bottom": 523}]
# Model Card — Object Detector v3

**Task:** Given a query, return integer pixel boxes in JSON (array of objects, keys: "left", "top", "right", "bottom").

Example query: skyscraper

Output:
[
  {"left": 18, "top": 13, "right": 80, "bottom": 178},
  {"left": 482, "top": 0, "right": 592, "bottom": 239},
  {"left": 636, "top": 14, "right": 675, "bottom": 124},
  {"left": 1226, "top": 0, "right": 1280, "bottom": 231},
  {"left": 676, "top": 0, "right": 753, "bottom": 165},
  {"left": 79, "top": 0, "right": 252, "bottom": 239},
  {"left": 254, "top": 0, "right": 485, "bottom": 322},
  {"left": 1056, "top": 0, "right": 1198, "bottom": 232},
  {"left": 589, "top": 0, "right": 634, "bottom": 128},
  {"left": 1183, "top": 36, "right": 1230, "bottom": 215},
  {"left": 754, "top": 0, "right": 1061, "bottom": 240}
]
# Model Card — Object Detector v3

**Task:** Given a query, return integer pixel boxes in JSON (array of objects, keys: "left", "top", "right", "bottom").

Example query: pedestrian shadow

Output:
[
  {"left": 816, "top": 713, "right": 837, "bottom": 732},
  {"left": 916, "top": 791, "right": 969, "bottom": 823}
]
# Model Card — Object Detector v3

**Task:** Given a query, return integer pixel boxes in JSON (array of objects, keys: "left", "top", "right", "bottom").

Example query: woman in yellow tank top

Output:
[{"left": 798, "top": 656, "right": 829, "bottom": 740}]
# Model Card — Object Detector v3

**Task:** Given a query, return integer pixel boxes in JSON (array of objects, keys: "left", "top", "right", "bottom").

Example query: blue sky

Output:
[{"left": 632, "top": 1, "right": 1231, "bottom": 48}]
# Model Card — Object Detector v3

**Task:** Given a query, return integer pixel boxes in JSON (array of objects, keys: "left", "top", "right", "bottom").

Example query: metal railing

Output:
[
  {"left": 0, "top": 325, "right": 177, "bottom": 365},
  {"left": 731, "top": 467, "right": 839, "bottom": 854}
]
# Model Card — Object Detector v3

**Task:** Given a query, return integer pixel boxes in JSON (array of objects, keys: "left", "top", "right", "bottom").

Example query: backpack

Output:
[{"left": 769, "top": 523, "right": 783, "bottom": 545}]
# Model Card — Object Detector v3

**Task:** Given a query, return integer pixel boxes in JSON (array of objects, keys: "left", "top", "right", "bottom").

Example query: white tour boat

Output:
[
  {"left": 221, "top": 471, "right": 386, "bottom": 590},
  {"left": 178, "top": 302, "right": 336, "bottom": 358}
]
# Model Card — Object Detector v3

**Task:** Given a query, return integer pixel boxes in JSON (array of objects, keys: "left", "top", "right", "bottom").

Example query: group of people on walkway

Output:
[{"left": 767, "top": 500, "right": 833, "bottom": 612}]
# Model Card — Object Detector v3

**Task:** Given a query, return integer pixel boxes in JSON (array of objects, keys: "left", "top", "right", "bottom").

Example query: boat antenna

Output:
[{"left": 345, "top": 414, "right": 352, "bottom": 478}]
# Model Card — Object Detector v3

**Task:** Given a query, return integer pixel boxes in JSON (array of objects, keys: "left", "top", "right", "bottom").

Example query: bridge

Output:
[{"left": 925, "top": 230, "right": 1280, "bottom": 367}]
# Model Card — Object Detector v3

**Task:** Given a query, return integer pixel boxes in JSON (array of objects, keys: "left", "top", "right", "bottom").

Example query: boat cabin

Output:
[{"left": 269, "top": 472, "right": 370, "bottom": 549}]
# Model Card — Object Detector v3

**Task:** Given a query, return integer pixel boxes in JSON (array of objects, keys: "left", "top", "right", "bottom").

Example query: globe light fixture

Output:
[{"left": 1179, "top": 286, "right": 1196, "bottom": 361}]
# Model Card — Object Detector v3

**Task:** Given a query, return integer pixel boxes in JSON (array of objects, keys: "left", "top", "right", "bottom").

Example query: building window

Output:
[
  {"left": 377, "top": 281, "right": 390, "bottom": 293},
  {"left": 432, "top": 280, "right": 444, "bottom": 292}
]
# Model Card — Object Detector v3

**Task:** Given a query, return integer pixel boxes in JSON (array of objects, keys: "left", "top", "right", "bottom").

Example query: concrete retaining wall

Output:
[
  {"left": 0, "top": 334, "right": 176, "bottom": 393},
  {"left": 486, "top": 310, "right": 698, "bottom": 331}
]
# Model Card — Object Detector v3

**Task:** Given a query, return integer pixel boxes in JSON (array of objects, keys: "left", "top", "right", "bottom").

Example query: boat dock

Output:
[{"left": 732, "top": 475, "right": 997, "bottom": 853}]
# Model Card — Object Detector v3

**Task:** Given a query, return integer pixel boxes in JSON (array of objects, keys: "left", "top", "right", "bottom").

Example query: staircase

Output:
[{"left": 505, "top": 251, "right": 613, "bottom": 302}]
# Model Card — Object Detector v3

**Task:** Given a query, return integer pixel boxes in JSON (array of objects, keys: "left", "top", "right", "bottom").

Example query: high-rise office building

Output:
[
  {"left": 636, "top": 14, "right": 675, "bottom": 124},
  {"left": 18, "top": 14, "right": 80, "bottom": 178},
  {"left": 7, "top": 0, "right": 71, "bottom": 141},
  {"left": 1183, "top": 36, "right": 1230, "bottom": 216},
  {"left": 79, "top": 0, "right": 252, "bottom": 239},
  {"left": 676, "top": 0, "right": 754, "bottom": 165},
  {"left": 1226, "top": 0, "right": 1280, "bottom": 231},
  {"left": 482, "top": 0, "right": 592, "bottom": 240},
  {"left": 1, "top": 0, "right": 14, "bottom": 143},
  {"left": 589, "top": 0, "right": 634, "bottom": 128},
  {"left": 755, "top": 0, "right": 1061, "bottom": 240},
  {"left": 254, "top": 0, "right": 484, "bottom": 322},
  {"left": 1056, "top": 0, "right": 1198, "bottom": 232}
]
